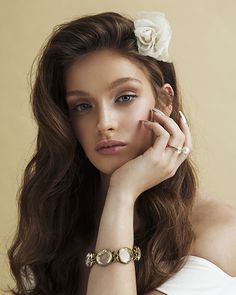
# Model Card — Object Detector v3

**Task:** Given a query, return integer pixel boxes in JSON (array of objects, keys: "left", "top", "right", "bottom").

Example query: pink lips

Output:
[
  {"left": 97, "top": 145, "right": 127, "bottom": 155},
  {"left": 95, "top": 139, "right": 127, "bottom": 155}
]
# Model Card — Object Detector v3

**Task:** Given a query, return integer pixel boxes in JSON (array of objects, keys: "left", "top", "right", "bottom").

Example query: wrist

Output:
[{"left": 106, "top": 186, "right": 136, "bottom": 209}]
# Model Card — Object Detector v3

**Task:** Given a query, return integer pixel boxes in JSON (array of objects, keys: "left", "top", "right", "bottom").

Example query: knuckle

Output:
[
  {"left": 163, "top": 131, "right": 170, "bottom": 139},
  {"left": 168, "top": 168, "right": 176, "bottom": 177},
  {"left": 179, "top": 132, "right": 185, "bottom": 142},
  {"left": 165, "top": 165, "right": 174, "bottom": 176},
  {"left": 152, "top": 155, "right": 161, "bottom": 165},
  {"left": 147, "top": 150, "right": 157, "bottom": 163}
]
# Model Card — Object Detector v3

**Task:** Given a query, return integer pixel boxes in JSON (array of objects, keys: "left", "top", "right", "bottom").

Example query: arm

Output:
[
  {"left": 86, "top": 188, "right": 137, "bottom": 295},
  {"left": 86, "top": 110, "right": 191, "bottom": 295}
]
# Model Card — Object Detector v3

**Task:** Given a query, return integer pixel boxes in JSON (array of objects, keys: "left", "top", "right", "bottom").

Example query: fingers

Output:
[
  {"left": 151, "top": 109, "right": 186, "bottom": 159},
  {"left": 142, "top": 108, "right": 192, "bottom": 160},
  {"left": 152, "top": 108, "right": 185, "bottom": 146},
  {"left": 178, "top": 110, "right": 192, "bottom": 151},
  {"left": 152, "top": 108, "right": 183, "bottom": 137},
  {"left": 177, "top": 111, "right": 192, "bottom": 161},
  {"left": 141, "top": 119, "right": 171, "bottom": 155}
]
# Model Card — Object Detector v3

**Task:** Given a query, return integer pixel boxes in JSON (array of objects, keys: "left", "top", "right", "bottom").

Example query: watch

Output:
[{"left": 85, "top": 245, "right": 141, "bottom": 267}]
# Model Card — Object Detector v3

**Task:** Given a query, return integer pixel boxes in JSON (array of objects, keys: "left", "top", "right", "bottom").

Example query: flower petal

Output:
[{"left": 133, "top": 11, "right": 172, "bottom": 62}]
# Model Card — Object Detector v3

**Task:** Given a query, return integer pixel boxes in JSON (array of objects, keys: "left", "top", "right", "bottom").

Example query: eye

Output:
[
  {"left": 116, "top": 94, "right": 137, "bottom": 103},
  {"left": 72, "top": 103, "right": 91, "bottom": 112},
  {"left": 72, "top": 94, "right": 137, "bottom": 113}
]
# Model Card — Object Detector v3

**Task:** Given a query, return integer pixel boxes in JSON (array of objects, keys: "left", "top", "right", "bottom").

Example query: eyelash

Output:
[{"left": 72, "top": 94, "right": 137, "bottom": 112}]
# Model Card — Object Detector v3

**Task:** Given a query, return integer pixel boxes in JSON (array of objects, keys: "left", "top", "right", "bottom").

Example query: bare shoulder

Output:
[
  {"left": 144, "top": 194, "right": 236, "bottom": 295},
  {"left": 190, "top": 192, "right": 236, "bottom": 277},
  {"left": 145, "top": 291, "right": 167, "bottom": 295}
]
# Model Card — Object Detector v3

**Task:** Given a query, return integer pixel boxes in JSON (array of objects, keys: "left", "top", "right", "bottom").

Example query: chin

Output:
[
  {"left": 88, "top": 144, "right": 148, "bottom": 175},
  {"left": 90, "top": 155, "right": 131, "bottom": 175},
  {"left": 96, "top": 163, "right": 125, "bottom": 175}
]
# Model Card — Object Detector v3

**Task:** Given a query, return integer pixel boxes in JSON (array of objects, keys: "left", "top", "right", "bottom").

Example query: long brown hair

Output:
[{"left": 6, "top": 11, "right": 199, "bottom": 295}]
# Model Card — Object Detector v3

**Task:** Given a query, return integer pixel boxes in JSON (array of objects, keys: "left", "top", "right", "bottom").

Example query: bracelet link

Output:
[
  {"left": 85, "top": 252, "right": 96, "bottom": 267},
  {"left": 85, "top": 245, "right": 141, "bottom": 268},
  {"left": 132, "top": 245, "right": 142, "bottom": 261}
]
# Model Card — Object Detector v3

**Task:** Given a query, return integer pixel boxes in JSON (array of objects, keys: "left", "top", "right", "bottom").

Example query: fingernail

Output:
[
  {"left": 179, "top": 111, "right": 188, "bottom": 124},
  {"left": 152, "top": 108, "right": 165, "bottom": 116},
  {"left": 140, "top": 119, "right": 151, "bottom": 124},
  {"left": 150, "top": 109, "right": 154, "bottom": 122}
]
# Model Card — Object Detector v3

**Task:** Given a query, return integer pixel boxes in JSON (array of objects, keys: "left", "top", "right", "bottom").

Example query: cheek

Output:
[
  {"left": 127, "top": 107, "right": 154, "bottom": 148},
  {"left": 126, "top": 102, "right": 152, "bottom": 127},
  {"left": 70, "top": 119, "right": 89, "bottom": 148}
]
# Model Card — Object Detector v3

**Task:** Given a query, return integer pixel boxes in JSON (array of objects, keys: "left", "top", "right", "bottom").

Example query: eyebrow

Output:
[{"left": 66, "top": 77, "right": 142, "bottom": 97}]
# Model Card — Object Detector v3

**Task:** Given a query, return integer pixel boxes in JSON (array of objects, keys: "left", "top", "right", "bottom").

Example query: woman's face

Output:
[{"left": 65, "top": 49, "right": 159, "bottom": 176}]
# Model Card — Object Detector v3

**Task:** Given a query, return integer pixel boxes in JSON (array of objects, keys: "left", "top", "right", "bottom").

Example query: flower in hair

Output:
[{"left": 133, "top": 11, "right": 172, "bottom": 62}]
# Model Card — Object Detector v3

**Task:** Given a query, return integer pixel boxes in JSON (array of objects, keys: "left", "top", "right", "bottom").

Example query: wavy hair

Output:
[{"left": 6, "top": 11, "right": 199, "bottom": 295}]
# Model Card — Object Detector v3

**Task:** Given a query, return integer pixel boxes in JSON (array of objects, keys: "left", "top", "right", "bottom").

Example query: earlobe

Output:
[
  {"left": 154, "top": 102, "right": 173, "bottom": 117},
  {"left": 166, "top": 104, "right": 173, "bottom": 117},
  {"left": 163, "top": 104, "right": 173, "bottom": 117}
]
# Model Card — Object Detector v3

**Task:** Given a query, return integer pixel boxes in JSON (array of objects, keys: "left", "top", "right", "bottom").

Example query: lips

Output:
[{"left": 96, "top": 140, "right": 127, "bottom": 151}]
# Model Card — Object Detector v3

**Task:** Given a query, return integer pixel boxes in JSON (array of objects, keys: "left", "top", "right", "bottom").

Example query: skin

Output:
[
  {"left": 65, "top": 49, "right": 178, "bottom": 197},
  {"left": 65, "top": 48, "right": 191, "bottom": 232},
  {"left": 66, "top": 50, "right": 155, "bottom": 176},
  {"left": 64, "top": 48, "right": 236, "bottom": 294}
]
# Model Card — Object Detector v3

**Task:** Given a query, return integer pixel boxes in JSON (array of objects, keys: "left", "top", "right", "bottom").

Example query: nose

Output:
[{"left": 96, "top": 105, "right": 117, "bottom": 134}]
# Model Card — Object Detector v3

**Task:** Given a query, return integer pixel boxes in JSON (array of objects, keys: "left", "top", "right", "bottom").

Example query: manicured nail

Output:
[
  {"left": 152, "top": 108, "right": 165, "bottom": 116},
  {"left": 140, "top": 119, "right": 151, "bottom": 124},
  {"left": 150, "top": 109, "right": 154, "bottom": 122},
  {"left": 179, "top": 111, "right": 188, "bottom": 124}
]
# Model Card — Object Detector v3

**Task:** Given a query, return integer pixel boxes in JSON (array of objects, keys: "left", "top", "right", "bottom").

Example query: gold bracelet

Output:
[{"left": 85, "top": 245, "right": 141, "bottom": 268}]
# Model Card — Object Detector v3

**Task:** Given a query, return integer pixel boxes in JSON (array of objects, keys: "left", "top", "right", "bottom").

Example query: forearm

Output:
[{"left": 86, "top": 189, "right": 137, "bottom": 295}]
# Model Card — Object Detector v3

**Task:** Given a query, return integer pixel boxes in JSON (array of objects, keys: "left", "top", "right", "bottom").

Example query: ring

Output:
[
  {"left": 181, "top": 146, "right": 191, "bottom": 155},
  {"left": 167, "top": 145, "right": 191, "bottom": 155}
]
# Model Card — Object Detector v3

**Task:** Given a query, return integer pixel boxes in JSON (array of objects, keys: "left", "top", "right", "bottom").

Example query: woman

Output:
[{"left": 7, "top": 11, "right": 236, "bottom": 295}]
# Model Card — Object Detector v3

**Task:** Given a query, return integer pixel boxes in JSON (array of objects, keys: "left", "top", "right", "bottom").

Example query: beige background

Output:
[{"left": 1, "top": 0, "right": 235, "bottom": 292}]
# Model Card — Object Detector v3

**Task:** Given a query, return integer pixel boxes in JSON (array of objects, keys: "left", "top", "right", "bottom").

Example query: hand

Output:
[{"left": 109, "top": 108, "right": 192, "bottom": 203}]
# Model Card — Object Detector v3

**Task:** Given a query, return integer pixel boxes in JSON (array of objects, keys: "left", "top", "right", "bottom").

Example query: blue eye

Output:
[
  {"left": 116, "top": 94, "right": 137, "bottom": 103},
  {"left": 73, "top": 103, "right": 91, "bottom": 112},
  {"left": 72, "top": 94, "right": 137, "bottom": 113}
]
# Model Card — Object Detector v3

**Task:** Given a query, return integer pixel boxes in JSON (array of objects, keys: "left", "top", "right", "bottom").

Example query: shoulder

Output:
[
  {"left": 190, "top": 192, "right": 236, "bottom": 277},
  {"left": 145, "top": 291, "right": 167, "bottom": 295},
  {"left": 145, "top": 194, "right": 236, "bottom": 295}
]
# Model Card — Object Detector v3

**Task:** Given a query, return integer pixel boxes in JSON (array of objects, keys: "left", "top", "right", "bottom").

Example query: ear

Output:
[{"left": 155, "top": 83, "right": 174, "bottom": 117}]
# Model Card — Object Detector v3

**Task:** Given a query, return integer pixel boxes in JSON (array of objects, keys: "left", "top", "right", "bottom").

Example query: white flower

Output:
[{"left": 133, "top": 11, "right": 172, "bottom": 62}]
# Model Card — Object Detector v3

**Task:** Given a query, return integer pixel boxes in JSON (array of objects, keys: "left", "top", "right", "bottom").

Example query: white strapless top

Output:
[{"left": 155, "top": 255, "right": 236, "bottom": 295}]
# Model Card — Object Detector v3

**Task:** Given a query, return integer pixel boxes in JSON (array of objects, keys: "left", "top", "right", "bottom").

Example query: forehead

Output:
[{"left": 65, "top": 49, "right": 150, "bottom": 89}]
